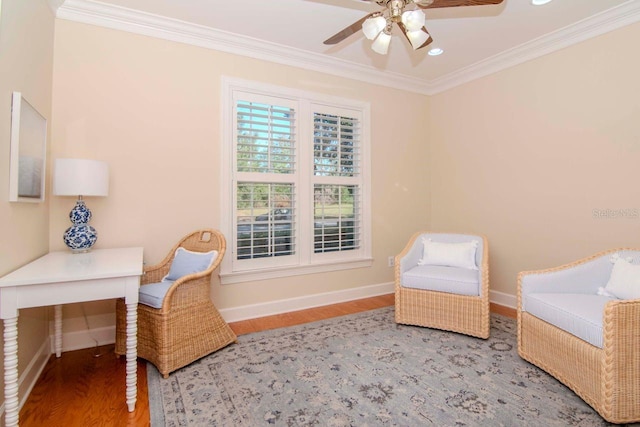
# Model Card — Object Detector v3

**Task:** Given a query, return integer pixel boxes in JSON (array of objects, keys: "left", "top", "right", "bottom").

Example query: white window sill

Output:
[{"left": 220, "top": 257, "right": 374, "bottom": 285}]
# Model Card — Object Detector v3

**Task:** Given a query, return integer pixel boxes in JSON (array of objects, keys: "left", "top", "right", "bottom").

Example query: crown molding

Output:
[
  {"left": 56, "top": 0, "right": 640, "bottom": 96},
  {"left": 48, "top": 0, "right": 66, "bottom": 15},
  {"left": 55, "top": 0, "right": 434, "bottom": 95},
  {"left": 428, "top": 0, "right": 640, "bottom": 94}
]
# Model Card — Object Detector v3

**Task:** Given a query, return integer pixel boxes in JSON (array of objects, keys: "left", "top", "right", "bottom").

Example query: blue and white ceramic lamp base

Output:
[{"left": 63, "top": 198, "right": 98, "bottom": 252}]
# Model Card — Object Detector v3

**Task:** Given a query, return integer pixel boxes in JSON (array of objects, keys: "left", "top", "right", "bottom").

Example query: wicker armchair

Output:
[
  {"left": 115, "top": 229, "right": 236, "bottom": 378},
  {"left": 518, "top": 249, "right": 640, "bottom": 424},
  {"left": 395, "top": 232, "right": 490, "bottom": 339}
]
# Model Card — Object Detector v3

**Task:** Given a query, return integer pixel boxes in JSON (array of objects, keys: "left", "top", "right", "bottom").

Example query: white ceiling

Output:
[{"left": 54, "top": 0, "right": 640, "bottom": 94}]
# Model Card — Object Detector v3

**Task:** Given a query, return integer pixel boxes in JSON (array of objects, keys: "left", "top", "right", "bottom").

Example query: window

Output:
[{"left": 221, "top": 78, "right": 371, "bottom": 283}]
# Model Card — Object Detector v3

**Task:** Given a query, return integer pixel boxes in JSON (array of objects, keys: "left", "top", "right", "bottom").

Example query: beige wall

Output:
[
  {"left": 0, "top": 0, "right": 55, "bottom": 410},
  {"left": 429, "top": 22, "right": 640, "bottom": 296},
  {"left": 50, "top": 20, "right": 431, "bottom": 325}
]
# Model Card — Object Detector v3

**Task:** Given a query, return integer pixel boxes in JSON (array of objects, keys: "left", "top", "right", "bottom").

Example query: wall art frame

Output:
[{"left": 9, "top": 92, "right": 48, "bottom": 203}]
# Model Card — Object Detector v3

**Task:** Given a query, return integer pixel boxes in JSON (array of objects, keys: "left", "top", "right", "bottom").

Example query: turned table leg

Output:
[
  {"left": 4, "top": 316, "right": 19, "bottom": 427},
  {"left": 125, "top": 302, "right": 137, "bottom": 412},
  {"left": 54, "top": 305, "right": 62, "bottom": 358}
]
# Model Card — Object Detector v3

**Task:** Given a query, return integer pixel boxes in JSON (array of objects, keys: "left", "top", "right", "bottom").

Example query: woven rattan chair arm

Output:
[
  {"left": 602, "top": 298, "right": 640, "bottom": 417},
  {"left": 159, "top": 266, "right": 218, "bottom": 312},
  {"left": 478, "top": 236, "right": 490, "bottom": 298},
  {"left": 603, "top": 298, "right": 640, "bottom": 347},
  {"left": 395, "top": 231, "right": 424, "bottom": 276},
  {"left": 141, "top": 265, "right": 171, "bottom": 285}
]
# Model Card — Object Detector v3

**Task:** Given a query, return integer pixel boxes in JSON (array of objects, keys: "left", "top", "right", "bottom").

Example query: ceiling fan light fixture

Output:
[
  {"left": 531, "top": 0, "right": 552, "bottom": 5},
  {"left": 401, "top": 9, "right": 426, "bottom": 32},
  {"left": 362, "top": 16, "right": 387, "bottom": 40},
  {"left": 428, "top": 47, "right": 444, "bottom": 56},
  {"left": 406, "top": 29, "right": 429, "bottom": 50},
  {"left": 371, "top": 30, "right": 392, "bottom": 55}
]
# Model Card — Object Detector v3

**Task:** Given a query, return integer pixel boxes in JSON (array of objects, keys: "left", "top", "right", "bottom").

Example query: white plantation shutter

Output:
[
  {"left": 313, "top": 184, "right": 360, "bottom": 252},
  {"left": 313, "top": 112, "right": 360, "bottom": 177},
  {"left": 234, "top": 97, "right": 297, "bottom": 263},
  {"left": 312, "top": 111, "right": 361, "bottom": 254},
  {"left": 236, "top": 101, "right": 295, "bottom": 174},
  {"left": 236, "top": 182, "right": 295, "bottom": 259}
]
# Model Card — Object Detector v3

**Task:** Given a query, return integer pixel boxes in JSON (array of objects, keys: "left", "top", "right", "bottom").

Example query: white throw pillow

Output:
[
  {"left": 162, "top": 247, "right": 218, "bottom": 282},
  {"left": 603, "top": 257, "right": 640, "bottom": 300},
  {"left": 418, "top": 238, "right": 479, "bottom": 270}
]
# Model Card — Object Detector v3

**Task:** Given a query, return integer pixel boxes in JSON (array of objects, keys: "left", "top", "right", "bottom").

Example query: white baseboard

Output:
[
  {"left": 50, "top": 325, "right": 116, "bottom": 354},
  {"left": 219, "top": 282, "right": 395, "bottom": 323},
  {"left": 490, "top": 290, "right": 517, "bottom": 309}
]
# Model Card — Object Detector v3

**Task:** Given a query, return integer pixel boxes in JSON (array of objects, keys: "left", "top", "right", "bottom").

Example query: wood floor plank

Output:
[
  {"left": 19, "top": 294, "right": 513, "bottom": 426},
  {"left": 490, "top": 302, "right": 516, "bottom": 318}
]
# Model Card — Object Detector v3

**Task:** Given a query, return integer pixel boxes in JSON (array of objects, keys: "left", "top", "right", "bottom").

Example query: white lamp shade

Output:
[
  {"left": 401, "top": 9, "right": 425, "bottom": 32},
  {"left": 362, "top": 16, "right": 386, "bottom": 40},
  {"left": 407, "top": 28, "right": 429, "bottom": 50},
  {"left": 371, "top": 31, "right": 391, "bottom": 55},
  {"left": 53, "top": 158, "right": 109, "bottom": 197}
]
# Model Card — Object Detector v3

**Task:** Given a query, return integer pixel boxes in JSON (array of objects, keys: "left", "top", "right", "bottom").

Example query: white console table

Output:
[{"left": 0, "top": 247, "right": 143, "bottom": 427}]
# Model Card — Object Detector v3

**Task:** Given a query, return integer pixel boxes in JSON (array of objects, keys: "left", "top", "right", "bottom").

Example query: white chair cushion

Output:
[
  {"left": 401, "top": 265, "right": 480, "bottom": 296},
  {"left": 139, "top": 281, "right": 174, "bottom": 309},
  {"left": 602, "top": 256, "right": 640, "bottom": 299},
  {"left": 523, "top": 293, "right": 616, "bottom": 348}
]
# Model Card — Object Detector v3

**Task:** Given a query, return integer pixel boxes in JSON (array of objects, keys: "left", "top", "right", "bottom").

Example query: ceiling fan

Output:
[{"left": 324, "top": 0, "right": 504, "bottom": 55}]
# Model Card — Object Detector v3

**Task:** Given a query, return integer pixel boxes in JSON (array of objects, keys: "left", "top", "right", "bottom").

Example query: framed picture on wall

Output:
[{"left": 9, "top": 92, "right": 48, "bottom": 202}]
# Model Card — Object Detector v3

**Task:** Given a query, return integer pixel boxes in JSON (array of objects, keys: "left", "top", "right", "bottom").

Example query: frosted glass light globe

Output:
[{"left": 401, "top": 9, "right": 425, "bottom": 32}]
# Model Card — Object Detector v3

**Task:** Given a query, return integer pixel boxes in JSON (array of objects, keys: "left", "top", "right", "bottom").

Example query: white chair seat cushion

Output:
[
  {"left": 523, "top": 293, "right": 616, "bottom": 348},
  {"left": 401, "top": 265, "right": 480, "bottom": 296},
  {"left": 139, "top": 281, "right": 174, "bottom": 309}
]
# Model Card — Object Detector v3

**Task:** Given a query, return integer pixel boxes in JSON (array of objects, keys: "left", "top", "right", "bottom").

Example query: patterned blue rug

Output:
[{"left": 147, "top": 306, "right": 633, "bottom": 426}]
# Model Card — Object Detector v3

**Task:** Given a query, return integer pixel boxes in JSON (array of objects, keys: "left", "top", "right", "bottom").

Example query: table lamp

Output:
[{"left": 53, "top": 158, "right": 109, "bottom": 252}]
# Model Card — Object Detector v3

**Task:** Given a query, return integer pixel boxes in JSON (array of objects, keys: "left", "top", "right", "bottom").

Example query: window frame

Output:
[{"left": 220, "top": 77, "right": 372, "bottom": 284}]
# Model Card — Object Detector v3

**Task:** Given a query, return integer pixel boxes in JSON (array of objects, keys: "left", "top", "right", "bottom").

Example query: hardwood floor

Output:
[
  {"left": 18, "top": 294, "right": 514, "bottom": 426},
  {"left": 490, "top": 302, "right": 517, "bottom": 319},
  {"left": 19, "top": 345, "right": 150, "bottom": 427}
]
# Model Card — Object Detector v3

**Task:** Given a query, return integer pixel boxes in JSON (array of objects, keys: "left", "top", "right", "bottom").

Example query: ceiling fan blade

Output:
[
  {"left": 417, "top": 0, "right": 503, "bottom": 9},
  {"left": 398, "top": 22, "right": 433, "bottom": 50},
  {"left": 323, "top": 13, "right": 376, "bottom": 45}
]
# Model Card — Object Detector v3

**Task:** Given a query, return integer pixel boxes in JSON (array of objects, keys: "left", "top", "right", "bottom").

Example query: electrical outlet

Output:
[{"left": 388, "top": 256, "right": 395, "bottom": 267}]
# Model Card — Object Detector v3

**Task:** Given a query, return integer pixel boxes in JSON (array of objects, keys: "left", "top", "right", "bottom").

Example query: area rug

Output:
[{"left": 147, "top": 307, "right": 633, "bottom": 426}]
